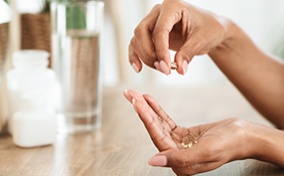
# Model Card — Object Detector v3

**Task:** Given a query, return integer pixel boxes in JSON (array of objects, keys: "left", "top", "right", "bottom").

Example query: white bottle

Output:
[
  {"left": 6, "top": 50, "right": 58, "bottom": 147},
  {"left": 12, "top": 110, "right": 56, "bottom": 148}
]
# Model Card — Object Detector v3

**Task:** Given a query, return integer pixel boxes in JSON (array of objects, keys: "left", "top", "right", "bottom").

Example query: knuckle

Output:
[
  {"left": 152, "top": 4, "right": 161, "bottom": 11},
  {"left": 230, "top": 117, "right": 244, "bottom": 124},
  {"left": 152, "top": 26, "right": 166, "bottom": 38},
  {"left": 134, "top": 26, "right": 143, "bottom": 37},
  {"left": 129, "top": 37, "right": 137, "bottom": 47},
  {"left": 144, "top": 46, "right": 157, "bottom": 59},
  {"left": 177, "top": 49, "right": 194, "bottom": 62}
]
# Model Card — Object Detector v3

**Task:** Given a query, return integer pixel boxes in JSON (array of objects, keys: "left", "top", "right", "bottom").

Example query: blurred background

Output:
[
  {"left": 2, "top": 0, "right": 284, "bottom": 87},
  {"left": 100, "top": 0, "right": 284, "bottom": 86}
]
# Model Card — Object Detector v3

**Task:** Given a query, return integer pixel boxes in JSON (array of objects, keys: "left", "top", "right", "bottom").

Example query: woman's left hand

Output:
[{"left": 123, "top": 89, "right": 258, "bottom": 176}]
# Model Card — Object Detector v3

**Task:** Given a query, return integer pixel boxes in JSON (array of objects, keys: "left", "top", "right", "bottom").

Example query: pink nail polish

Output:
[
  {"left": 148, "top": 155, "right": 167, "bottom": 166},
  {"left": 160, "top": 61, "right": 170, "bottom": 75},
  {"left": 154, "top": 61, "right": 161, "bottom": 72},
  {"left": 131, "top": 63, "right": 139, "bottom": 73},
  {"left": 123, "top": 90, "right": 132, "bottom": 102},
  {"left": 132, "top": 98, "right": 139, "bottom": 113},
  {"left": 182, "top": 60, "right": 188, "bottom": 75},
  {"left": 131, "top": 98, "right": 136, "bottom": 104}
]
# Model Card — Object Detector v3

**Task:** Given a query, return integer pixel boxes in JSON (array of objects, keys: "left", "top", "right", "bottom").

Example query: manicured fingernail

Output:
[
  {"left": 131, "top": 98, "right": 136, "bottom": 104},
  {"left": 182, "top": 60, "right": 188, "bottom": 75},
  {"left": 148, "top": 155, "right": 167, "bottom": 166},
  {"left": 154, "top": 61, "right": 161, "bottom": 72},
  {"left": 160, "top": 60, "right": 170, "bottom": 75},
  {"left": 131, "top": 98, "right": 138, "bottom": 113},
  {"left": 123, "top": 90, "right": 131, "bottom": 102},
  {"left": 131, "top": 63, "right": 139, "bottom": 73}
]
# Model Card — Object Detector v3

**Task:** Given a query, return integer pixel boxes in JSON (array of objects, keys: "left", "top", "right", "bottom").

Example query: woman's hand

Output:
[
  {"left": 128, "top": 0, "right": 231, "bottom": 75},
  {"left": 123, "top": 89, "right": 284, "bottom": 175},
  {"left": 129, "top": 0, "right": 284, "bottom": 131},
  {"left": 123, "top": 89, "right": 251, "bottom": 175}
]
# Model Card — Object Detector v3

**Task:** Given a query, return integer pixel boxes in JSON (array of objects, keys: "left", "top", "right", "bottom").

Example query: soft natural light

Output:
[
  {"left": 6, "top": 0, "right": 284, "bottom": 86},
  {"left": 102, "top": 0, "right": 284, "bottom": 86}
]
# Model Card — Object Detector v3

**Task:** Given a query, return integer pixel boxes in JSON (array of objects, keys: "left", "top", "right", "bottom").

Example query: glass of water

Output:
[{"left": 51, "top": 0, "right": 104, "bottom": 133}]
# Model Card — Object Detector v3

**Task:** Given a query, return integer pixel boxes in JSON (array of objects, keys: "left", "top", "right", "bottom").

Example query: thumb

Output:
[
  {"left": 174, "top": 46, "right": 193, "bottom": 75},
  {"left": 148, "top": 149, "right": 184, "bottom": 167},
  {"left": 174, "top": 36, "right": 203, "bottom": 75},
  {"left": 148, "top": 149, "right": 217, "bottom": 175},
  {"left": 148, "top": 154, "right": 168, "bottom": 167},
  {"left": 148, "top": 147, "right": 205, "bottom": 167}
]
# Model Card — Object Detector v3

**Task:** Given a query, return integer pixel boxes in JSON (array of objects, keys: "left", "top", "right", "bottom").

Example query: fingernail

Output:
[
  {"left": 182, "top": 60, "right": 188, "bottom": 75},
  {"left": 148, "top": 155, "right": 167, "bottom": 166},
  {"left": 160, "top": 60, "right": 170, "bottom": 75},
  {"left": 131, "top": 98, "right": 136, "bottom": 104},
  {"left": 123, "top": 90, "right": 132, "bottom": 102},
  {"left": 154, "top": 61, "right": 161, "bottom": 72},
  {"left": 131, "top": 63, "right": 139, "bottom": 73},
  {"left": 131, "top": 98, "right": 138, "bottom": 113}
]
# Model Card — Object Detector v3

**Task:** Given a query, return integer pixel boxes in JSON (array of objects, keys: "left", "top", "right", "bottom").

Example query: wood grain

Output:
[{"left": 0, "top": 83, "right": 283, "bottom": 176}]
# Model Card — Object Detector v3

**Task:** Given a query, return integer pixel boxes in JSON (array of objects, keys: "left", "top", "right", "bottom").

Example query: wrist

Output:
[
  {"left": 228, "top": 119, "right": 258, "bottom": 160},
  {"left": 245, "top": 122, "right": 284, "bottom": 167},
  {"left": 208, "top": 17, "right": 240, "bottom": 56}
]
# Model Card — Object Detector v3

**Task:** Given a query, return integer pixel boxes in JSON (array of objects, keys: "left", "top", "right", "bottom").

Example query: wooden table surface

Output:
[{"left": 0, "top": 82, "right": 283, "bottom": 176}]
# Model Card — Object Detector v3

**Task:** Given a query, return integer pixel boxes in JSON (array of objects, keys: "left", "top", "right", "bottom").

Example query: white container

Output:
[
  {"left": 12, "top": 111, "right": 56, "bottom": 148},
  {"left": 6, "top": 50, "right": 58, "bottom": 147}
]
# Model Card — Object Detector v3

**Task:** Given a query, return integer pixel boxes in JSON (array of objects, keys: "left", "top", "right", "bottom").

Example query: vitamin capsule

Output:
[
  {"left": 171, "top": 62, "right": 177, "bottom": 69},
  {"left": 182, "top": 141, "right": 193, "bottom": 148}
]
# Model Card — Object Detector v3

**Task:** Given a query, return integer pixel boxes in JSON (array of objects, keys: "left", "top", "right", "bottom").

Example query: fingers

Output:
[
  {"left": 129, "top": 1, "right": 187, "bottom": 75},
  {"left": 129, "top": 0, "right": 227, "bottom": 76},
  {"left": 124, "top": 89, "right": 176, "bottom": 133},
  {"left": 128, "top": 5, "right": 161, "bottom": 72},
  {"left": 174, "top": 31, "right": 205, "bottom": 75},
  {"left": 143, "top": 94, "right": 177, "bottom": 131},
  {"left": 123, "top": 89, "right": 146, "bottom": 105},
  {"left": 128, "top": 37, "right": 143, "bottom": 73},
  {"left": 175, "top": 44, "right": 193, "bottom": 75},
  {"left": 123, "top": 89, "right": 177, "bottom": 150},
  {"left": 133, "top": 97, "right": 177, "bottom": 150},
  {"left": 152, "top": 1, "right": 184, "bottom": 75}
]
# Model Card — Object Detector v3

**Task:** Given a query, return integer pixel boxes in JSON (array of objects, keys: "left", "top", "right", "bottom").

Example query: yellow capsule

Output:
[
  {"left": 187, "top": 141, "right": 193, "bottom": 148},
  {"left": 171, "top": 62, "right": 177, "bottom": 69}
]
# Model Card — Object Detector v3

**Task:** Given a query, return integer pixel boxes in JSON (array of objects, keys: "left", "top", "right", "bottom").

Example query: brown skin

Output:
[
  {"left": 124, "top": 90, "right": 284, "bottom": 175},
  {"left": 127, "top": 0, "right": 284, "bottom": 175},
  {"left": 128, "top": 0, "right": 284, "bottom": 129}
]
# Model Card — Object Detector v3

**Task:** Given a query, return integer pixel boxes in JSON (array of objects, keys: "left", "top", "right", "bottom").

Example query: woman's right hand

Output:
[{"left": 128, "top": 0, "right": 232, "bottom": 75}]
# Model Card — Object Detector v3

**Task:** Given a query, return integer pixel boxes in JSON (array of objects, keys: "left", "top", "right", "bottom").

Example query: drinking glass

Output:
[{"left": 51, "top": 0, "right": 104, "bottom": 133}]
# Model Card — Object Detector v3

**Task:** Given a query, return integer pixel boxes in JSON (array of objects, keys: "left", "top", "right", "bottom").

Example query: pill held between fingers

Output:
[{"left": 171, "top": 62, "right": 177, "bottom": 69}]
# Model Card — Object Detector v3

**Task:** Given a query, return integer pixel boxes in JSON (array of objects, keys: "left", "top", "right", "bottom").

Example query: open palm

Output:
[
  {"left": 123, "top": 89, "right": 252, "bottom": 175},
  {"left": 124, "top": 89, "right": 204, "bottom": 151}
]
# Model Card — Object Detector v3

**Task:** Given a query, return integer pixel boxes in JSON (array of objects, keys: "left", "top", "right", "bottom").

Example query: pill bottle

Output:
[{"left": 6, "top": 50, "right": 58, "bottom": 147}]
